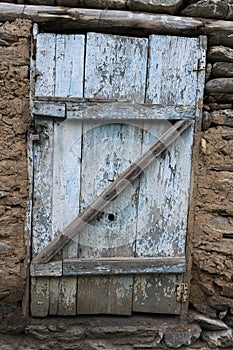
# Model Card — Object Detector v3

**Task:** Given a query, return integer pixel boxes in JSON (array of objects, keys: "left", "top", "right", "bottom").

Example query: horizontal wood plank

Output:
[
  {"left": 30, "top": 261, "right": 62, "bottom": 277},
  {"left": 33, "top": 101, "right": 66, "bottom": 118},
  {"left": 33, "top": 100, "right": 195, "bottom": 120},
  {"left": 32, "top": 120, "right": 193, "bottom": 264},
  {"left": 63, "top": 257, "right": 186, "bottom": 276}
]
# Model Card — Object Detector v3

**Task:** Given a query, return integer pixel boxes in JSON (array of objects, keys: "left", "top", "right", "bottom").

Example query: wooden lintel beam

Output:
[{"left": 0, "top": 3, "right": 233, "bottom": 37}]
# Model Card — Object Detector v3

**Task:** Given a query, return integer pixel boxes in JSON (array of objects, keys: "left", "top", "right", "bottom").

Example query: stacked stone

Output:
[
  {"left": 0, "top": 19, "right": 31, "bottom": 327},
  {"left": 187, "top": 37, "right": 233, "bottom": 349}
]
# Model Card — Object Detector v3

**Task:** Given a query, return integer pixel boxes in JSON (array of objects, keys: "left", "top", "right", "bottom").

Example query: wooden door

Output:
[{"left": 30, "top": 30, "right": 206, "bottom": 316}]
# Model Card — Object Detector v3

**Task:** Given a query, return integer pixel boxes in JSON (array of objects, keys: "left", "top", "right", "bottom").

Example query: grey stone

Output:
[
  {"left": 202, "top": 328, "right": 233, "bottom": 348},
  {"left": 164, "top": 323, "right": 201, "bottom": 348},
  {"left": 227, "top": 4, "right": 233, "bottom": 20},
  {"left": 206, "top": 78, "right": 233, "bottom": 93},
  {"left": 182, "top": 0, "right": 228, "bottom": 19},
  {"left": 56, "top": 0, "right": 127, "bottom": 9},
  {"left": 209, "top": 34, "right": 233, "bottom": 48},
  {"left": 212, "top": 62, "right": 233, "bottom": 78},
  {"left": 127, "top": 0, "right": 183, "bottom": 14},
  {"left": 189, "top": 312, "right": 228, "bottom": 330},
  {"left": 27, "top": 0, "right": 55, "bottom": 4},
  {"left": 208, "top": 46, "right": 233, "bottom": 63}
]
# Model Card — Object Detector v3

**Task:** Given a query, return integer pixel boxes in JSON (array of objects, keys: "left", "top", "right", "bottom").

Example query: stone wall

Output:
[
  {"left": 0, "top": 1, "right": 233, "bottom": 349},
  {"left": 0, "top": 18, "right": 32, "bottom": 325},
  {"left": 190, "top": 46, "right": 233, "bottom": 326}
]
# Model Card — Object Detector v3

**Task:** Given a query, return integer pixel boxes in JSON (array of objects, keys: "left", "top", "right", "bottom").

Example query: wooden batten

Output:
[
  {"left": 30, "top": 257, "right": 185, "bottom": 277},
  {"left": 0, "top": 3, "right": 233, "bottom": 38},
  {"left": 33, "top": 99, "right": 196, "bottom": 120},
  {"left": 63, "top": 257, "right": 186, "bottom": 276}
]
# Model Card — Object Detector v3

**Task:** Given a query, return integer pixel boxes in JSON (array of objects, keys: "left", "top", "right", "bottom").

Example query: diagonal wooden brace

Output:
[{"left": 32, "top": 119, "right": 193, "bottom": 264}]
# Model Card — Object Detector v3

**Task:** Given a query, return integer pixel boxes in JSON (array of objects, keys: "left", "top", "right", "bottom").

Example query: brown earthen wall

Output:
[
  {"left": 0, "top": 4, "right": 233, "bottom": 348},
  {"left": 0, "top": 18, "right": 32, "bottom": 322}
]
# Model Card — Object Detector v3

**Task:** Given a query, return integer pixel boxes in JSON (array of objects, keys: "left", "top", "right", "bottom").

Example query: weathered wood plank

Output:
[
  {"left": 51, "top": 119, "right": 82, "bottom": 259},
  {"left": 135, "top": 121, "right": 194, "bottom": 258},
  {"left": 78, "top": 122, "right": 142, "bottom": 258},
  {"left": 49, "top": 277, "right": 59, "bottom": 315},
  {"left": 31, "top": 277, "right": 50, "bottom": 317},
  {"left": 67, "top": 102, "right": 195, "bottom": 120},
  {"left": 84, "top": 33, "right": 148, "bottom": 103},
  {"left": 30, "top": 261, "right": 62, "bottom": 277},
  {"left": 58, "top": 277, "right": 77, "bottom": 315},
  {"left": 146, "top": 35, "right": 199, "bottom": 106},
  {"left": 32, "top": 119, "right": 54, "bottom": 256},
  {"left": 35, "top": 33, "right": 56, "bottom": 96},
  {"left": 55, "top": 34, "right": 85, "bottom": 97},
  {"left": 32, "top": 100, "right": 196, "bottom": 119},
  {"left": 133, "top": 274, "right": 183, "bottom": 314},
  {"left": 77, "top": 276, "right": 132, "bottom": 315},
  {"left": 63, "top": 257, "right": 186, "bottom": 276},
  {"left": 32, "top": 120, "right": 192, "bottom": 264},
  {"left": 1, "top": 4, "right": 233, "bottom": 39},
  {"left": 33, "top": 101, "right": 66, "bottom": 118}
]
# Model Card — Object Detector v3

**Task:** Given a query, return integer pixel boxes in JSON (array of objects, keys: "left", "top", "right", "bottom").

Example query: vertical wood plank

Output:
[
  {"left": 84, "top": 33, "right": 148, "bottom": 102},
  {"left": 31, "top": 277, "right": 49, "bottom": 317},
  {"left": 55, "top": 34, "right": 85, "bottom": 97},
  {"left": 52, "top": 119, "right": 82, "bottom": 259},
  {"left": 32, "top": 119, "right": 54, "bottom": 256},
  {"left": 78, "top": 121, "right": 142, "bottom": 258},
  {"left": 135, "top": 120, "right": 194, "bottom": 259},
  {"left": 133, "top": 274, "right": 183, "bottom": 314},
  {"left": 146, "top": 35, "right": 199, "bottom": 106},
  {"left": 49, "top": 277, "right": 59, "bottom": 315},
  {"left": 35, "top": 33, "right": 56, "bottom": 96},
  {"left": 77, "top": 121, "right": 143, "bottom": 314},
  {"left": 77, "top": 276, "right": 132, "bottom": 315},
  {"left": 58, "top": 277, "right": 77, "bottom": 315}
]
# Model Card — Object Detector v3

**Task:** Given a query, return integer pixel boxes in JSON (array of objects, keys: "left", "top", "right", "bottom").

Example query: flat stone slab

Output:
[
  {"left": 164, "top": 323, "right": 201, "bottom": 348},
  {"left": 182, "top": 0, "right": 228, "bottom": 19},
  {"left": 213, "top": 62, "right": 233, "bottom": 77},
  {"left": 189, "top": 312, "right": 228, "bottom": 330},
  {"left": 127, "top": 0, "right": 183, "bottom": 14},
  {"left": 56, "top": 0, "right": 127, "bottom": 8},
  {"left": 208, "top": 46, "right": 233, "bottom": 63},
  {"left": 206, "top": 78, "right": 233, "bottom": 93}
]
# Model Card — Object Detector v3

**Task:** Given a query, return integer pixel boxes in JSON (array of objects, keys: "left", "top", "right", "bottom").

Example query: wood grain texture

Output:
[
  {"left": 55, "top": 34, "right": 85, "bottom": 97},
  {"left": 33, "top": 101, "right": 66, "bottom": 118},
  {"left": 135, "top": 121, "right": 194, "bottom": 258},
  {"left": 77, "top": 121, "right": 142, "bottom": 259},
  {"left": 84, "top": 33, "right": 148, "bottom": 103},
  {"left": 133, "top": 274, "right": 183, "bottom": 314},
  {"left": 31, "top": 277, "right": 50, "bottom": 317},
  {"left": 30, "top": 31, "right": 206, "bottom": 315},
  {"left": 32, "top": 119, "right": 54, "bottom": 256},
  {"left": 146, "top": 35, "right": 199, "bottom": 106},
  {"left": 33, "top": 99, "right": 196, "bottom": 120},
  {"left": 58, "top": 277, "right": 77, "bottom": 315},
  {"left": 32, "top": 120, "right": 192, "bottom": 264},
  {"left": 77, "top": 276, "right": 133, "bottom": 315},
  {"left": 52, "top": 119, "right": 82, "bottom": 259},
  {"left": 49, "top": 277, "right": 60, "bottom": 315},
  {"left": 63, "top": 257, "right": 186, "bottom": 276},
  {"left": 35, "top": 33, "right": 85, "bottom": 97},
  {"left": 35, "top": 33, "right": 56, "bottom": 96},
  {"left": 30, "top": 261, "right": 62, "bottom": 277}
]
